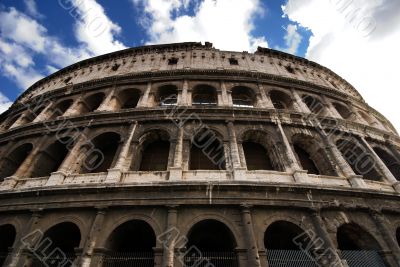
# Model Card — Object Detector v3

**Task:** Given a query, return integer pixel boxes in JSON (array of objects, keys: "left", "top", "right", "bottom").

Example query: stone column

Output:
[
  {"left": 257, "top": 84, "right": 274, "bottom": 109},
  {"left": 169, "top": 127, "right": 183, "bottom": 181},
  {"left": 162, "top": 206, "right": 179, "bottom": 267},
  {"left": 80, "top": 208, "right": 107, "bottom": 267},
  {"left": 291, "top": 89, "right": 311, "bottom": 113},
  {"left": 369, "top": 209, "right": 400, "bottom": 267},
  {"left": 137, "top": 82, "right": 152, "bottom": 107},
  {"left": 105, "top": 122, "right": 138, "bottom": 183},
  {"left": 360, "top": 137, "right": 400, "bottom": 192},
  {"left": 227, "top": 121, "right": 246, "bottom": 180},
  {"left": 179, "top": 80, "right": 188, "bottom": 106},
  {"left": 388, "top": 144, "right": 400, "bottom": 162},
  {"left": 32, "top": 103, "right": 53, "bottom": 123},
  {"left": 9, "top": 111, "right": 30, "bottom": 129},
  {"left": 321, "top": 96, "right": 340, "bottom": 118},
  {"left": 63, "top": 96, "right": 84, "bottom": 117},
  {"left": 97, "top": 87, "right": 117, "bottom": 112},
  {"left": 240, "top": 205, "right": 261, "bottom": 267},
  {"left": 220, "top": 81, "right": 230, "bottom": 106}
]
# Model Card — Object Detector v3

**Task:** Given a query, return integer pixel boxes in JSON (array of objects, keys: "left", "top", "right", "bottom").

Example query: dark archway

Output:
[
  {"left": 139, "top": 140, "right": 170, "bottom": 171},
  {"left": 49, "top": 99, "right": 73, "bottom": 120},
  {"left": 294, "top": 144, "right": 320, "bottom": 175},
  {"left": 80, "top": 132, "right": 121, "bottom": 174},
  {"left": 243, "top": 141, "right": 273, "bottom": 170},
  {"left": 333, "top": 102, "right": 352, "bottom": 119},
  {"left": 32, "top": 222, "right": 81, "bottom": 267},
  {"left": 336, "top": 139, "right": 382, "bottom": 181},
  {"left": 373, "top": 147, "right": 400, "bottom": 180},
  {"left": 117, "top": 89, "right": 141, "bottom": 109},
  {"left": 4, "top": 114, "right": 21, "bottom": 129},
  {"left": 0, "top": 143, "right": 33, "bottom": 181},
  {"left": 158, "top": 85, "right": 178, "bottom": 106},
  {"left": 303, "top": 95, "right": 325, "bottom": 114},
  {"left": 80, "top": 92, "right": 105, "bottom": 114},
  {"left": 29, "top": 137, "right": 72, "bottom": 178},
  {"left": 270, "top": 90, "right": 293, "bottom": 110},
  {"left": 265, "top": 221, "right": 318, "bottom": 266},
  {"left": 396, "top": 228, "right": 400, "bottom": 248},
  {"left": 190, "top": 129, "right": 225, "bottom": 170},
  {"left": 0, "top": 224, "right": 16, "bottom": 266},
  {"left": 192, "top": 85, "right": 217, "bottom": 106},
  {"left": 231, "top": 86, "right": 255, "bottom": 107},
  {"left": 185, "top": 219, "right": 238, "bottom": 267},
  {"left": 103, "top": 220, "right": 156, "bottom": 267}
]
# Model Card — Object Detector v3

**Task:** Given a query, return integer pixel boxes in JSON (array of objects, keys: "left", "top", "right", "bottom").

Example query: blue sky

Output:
[{"left": 0, "top": 0, "right": 399, "bottom": 131}]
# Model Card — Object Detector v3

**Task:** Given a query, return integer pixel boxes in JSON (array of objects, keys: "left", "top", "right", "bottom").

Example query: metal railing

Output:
[
  {"left": 0, "top": 252, "right": 8, "bottom": 267},
  {"left": 30, "top": 252, "right": 76, "bottom": 267},
  {"left": 183, "top": 251, "right": 238, "bottom": 267},
  {"left": 102, "top": 252, "right": 154, "bottom": 267},
  {"left": 266, "top": 250, "right": 319, "bottom": 267},
  {"left": 340, "top": 250, "right": 387, "bottom": 267}
]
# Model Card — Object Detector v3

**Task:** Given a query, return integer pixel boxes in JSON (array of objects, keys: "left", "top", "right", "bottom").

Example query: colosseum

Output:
[{"left": 0, "top": 42, "right": 399, "bottom": 267}]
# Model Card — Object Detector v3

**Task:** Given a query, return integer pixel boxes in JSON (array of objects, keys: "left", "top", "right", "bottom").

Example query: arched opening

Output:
[
  {"left": 336, "top": 139, "right": 382, "bottom": 181},
  {"left": 139, "top": 141, "right": 170, "bottom": 171},
  {"left": 80, "top": 92, "right": 105, "bottom": 114},
  {"left": 303, "top": 95, "right": 325, "bottom": 114},
  {"left": 117, "top": 89, "right": 141, "bottom": 110},
  {"left": 192, "top": 85, "right": 217, "bottom": 106},
  {"left": 333, "top": 102, "right": 352, "bottom": 119},
  {"left": 190, "top": 129, "right": 225, "bottom": 170},
  {"left": 270, "top": 90, "right": 293, "bottom": 110},
  {"left": 29, "top": 137, "right": 72, "bottom": 178},
  {"left": 396, "top": 228, "right": 400, "bottom": 248},
  {"left": 158, "top": 85, "right": 178, "bottom": 106},
  {"left": 373, "top": 147, "right": 400, "bottom": 180},
  {"left": 242, "top": 141, "right": 273, "bottom": 170},
  {"left": 80, "top": 132, "right": 120, "bottom": 174},
  {"left": 103, "top": 220, "right": 155, "bottom": 267},
  {"left": 294, "top": 144, "right": 320, "bottom": 175},
  {"left": 4, "top": 114, "right": 21, "bottom": 130},
  {"left": 185, "top": 219, "right": 238, "bottom": 267},
  {"left": 0, "top": 224, "right": 16, "bottom": 266},
  {"left": 49, "top": 99, "right": 73, "bottom": 120},
  {"left": 337, "top": 223, "right": 387, "bottom": 266},
  {"left": 23, "top": 105, "right": 46, "bottom": 124},
  {"left": 0, "top": 143, "right": 33, "bottom": 181},
  {"left": 231, "top": 86, "right": 255, "bottom": 107},
  {"left": 32, "top": 222, "right": 81, "bottom": 267},
  {"left": 359, "top": 110, "right": 376, "bottom": 126},
  {"left": 264, "top": 221, "right": 318, "bottom": 266}
]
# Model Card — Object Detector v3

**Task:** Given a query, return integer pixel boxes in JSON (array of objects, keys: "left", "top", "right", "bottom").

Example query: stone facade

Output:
[{"left": 0, "top": 42, "right": 399, "bottom": 267}]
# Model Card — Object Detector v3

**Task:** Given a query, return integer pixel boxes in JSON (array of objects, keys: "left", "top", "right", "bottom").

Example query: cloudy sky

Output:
[{"left": 0, "top": 0, "right": 399, "bottom": 131}]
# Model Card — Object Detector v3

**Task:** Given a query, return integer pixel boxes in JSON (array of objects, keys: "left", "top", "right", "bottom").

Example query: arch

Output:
[
  {"left": 373, "top": 147, "right": 400, "bottom": 180},
  {"left": 80, "top": 92, "right": 105, "bottom": 114},
  {"left": 231, "top": 86, "right": 255, "bottom": 107},
  {"left": 359, "top": 110, "right": 376, "bottom": 126},
  {"left": 116, "top": 88, "right": 141, "bottom": 109},
  {"left": 336, "top": 139, "right": 382, "bottom": 181},
  {"left": 23, "top": 104, "right": 46, "bottom": 124},
  {"left": 157, "top": 84, "right": 178, "bottom": 106},
  {"left": 0, "top": 143, "right": 33, "bottom": 181},
  {"left": 80, "top": 132, "right": 121, "bottom": 174},
  {"left": 49, "top": 99, "right": 73, "bottom": 120},
  {"left": 242, "top": 141, "right": 274, "bottom": 170},
  {"left": 337, "top": 223, "right": 382, "bottom": 251},
  {"left": 190, "top": 128, "right": 226, "bottom": 170},
  {"left": 0, "top": 224, "right": 16, "bottom": 266},
  {"left": 303, "top": 95, "right": 325, "bottom": 114},
  {"left": 333, "top": 102, "right": 352, "bottom": 119},
  {"left": 294, "top": 145, "right": 320, "bottom": 175},
  {"left": 270, "top": 90, "right": 293, "bottom": 110},
  {"left": 185, "top": 219, "right": 238, "bottom": 267},
  {"left": 103, "top": 220, "right": 156, "bottom": 267},
  {"left": 139, "top": 137, "right": 170, "bottom": 171},
  {"left": 3, "top": 114, "right": 21, "bottom": 130},
  {"left": 32, "top": 222, "right": 81, "bottom": 267},
  {"left": 28, "top": 137, "right": 72, "bottom": 178},
  {"left": 192, "top": 84, "right": 217, "bottom": 106}
]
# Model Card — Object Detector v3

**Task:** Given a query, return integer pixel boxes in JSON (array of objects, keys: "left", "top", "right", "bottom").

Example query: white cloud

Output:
[
  {"left": 24, "top": 0, "right": 43, "bottom": 19},
  {"left": 132, "top": 0, "right": 268, "bottom": 52},
  {"left": 0, "top": 92, "right": 13, "bottom": 114},
  {"left": 275, "top": 24, "right": 302, "bottom": 54},
  {"left": 283, "top": 0, "right": 400, "bottom": 132}
]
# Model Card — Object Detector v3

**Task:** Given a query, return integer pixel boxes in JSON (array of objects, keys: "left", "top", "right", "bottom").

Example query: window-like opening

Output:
[
  {"left": 32, "top": 222, "right": 81, "bottom": 267},
  {"left": 103, "top": 220, "right": 155, "bottom": 267},
  {"left": 192, "top": 85, "right": 217, "bottom": 106},
  {"left": 80, "top": 132, "right": 120, "bottom": 174},
  {"left": 303, "top": 95, "right": 324, "bottom": 114},
  {"left": 285, "top": 65, "right": 295, "bottom": 74},
  {"left": 117, "top": 89, "right": 141, "bottom": 110},
  {"left": 0, "top": 143, "right": 33, "bottom": 181},
  {"left": 373, "top": 147, "right": 400, "bottom": 180},
  {"left": 265, "top": 221, "right": 318, "bottom": 266},
  {"left": 231, "top": 86, "right": 255, "bottom": 107},
  {"left": 243, "top": 141, "right": 273, "bottom": 170},
  {"left": 49, "top": 99, "right": 73, "bottom": 120},
  {"left": 294, "top": 144, "right": 320, "bottom": 175},
  {"left": 81, "top": 92, "right": 105, "bottom": 114},
  {"left": 190, "top": 129, "right": 225, "bottom": 170},
  {"left": 185, "top": 220, "right": 238, "bottom": 267},
  {"left": 270, "top": 90, "right": 293, "bottom": 110},
  {"left": 158, "top": 85, "right": 178, "bottom": 106},
  {"left": 64, "top": 77, "right": 72, "bottom": 84},
  {"left": 0, "top": 224, "right": 16, "bottom": 266},
  {"left": 111, "top": 63, "right": 120, "bottom": 71},
  {"left": 29, "top": 137, "right": 72, "bottom": 178},
  {"left": 139, "top": 140, "right": 170, "bottom": 171},
  {"left": 333, "top": 102, "right": 352, "bottom": 119},
  {"left": 229, "top": 58, "right": 239, "bottom": 65},
  {"left": 4, "top": 114, "right": 20, "bottom": 130},
  {"left": 168, "top": 58, "right": 179, "bottom": 65},
  {"left": 336, "top": 139, "right": 382, "bottom": 181},
  {"left": 24, "top": 105, "right": 46, "bottom": 124}
]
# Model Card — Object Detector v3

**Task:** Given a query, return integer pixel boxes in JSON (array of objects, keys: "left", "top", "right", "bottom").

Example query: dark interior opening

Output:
[
  {"left": 0, "top": 224, "right": 16, "bottom": 266},
  {"left": 0, "top": 143, "right": 33, "bottom": 181},
  {"left": 139, "top": 140, "right": 170, "bottom": 171},
  {"left": 270, "top": 90, "right": 293, "bottom": 110},
  {"left": 243, "top": 141, "right": 273, "bottom": 170},
  {"left": 158, "top": 85, "right": 178, "bottom": 106},
  {"left": 119, "top": 89, "right": 141, "bottom": 109},
  {"left": 373, "top": 147, "right": 400, "bottom": 180},
  {"left": 337, "top": 223, "right": 381, "bottom": 251},
  {"left": 303, "top": 95, "right": 324, "bottom": 114},
  {"left": 264, "top": 221, "right": 308, "bottom": 250},
  {"left": 333, "top": 102, "right": 352, "bottom": 119},
  {"left": 192, "top": 85, "right": 217, "bottom": 106},
  {"left": 294, "top": 144, "right": 320, "bottom": 175},
  {"left": 49, "top": 99, "right": 73, "bottom": 120},
  {"left": 231, "top": 86, "right": 254, "bottom": 107},
  {"left": 190, "top": 131, "right": 225, "bottom": 170},
  {"left": 82, "top": 93, "right": 105, "bottom": 113}
]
